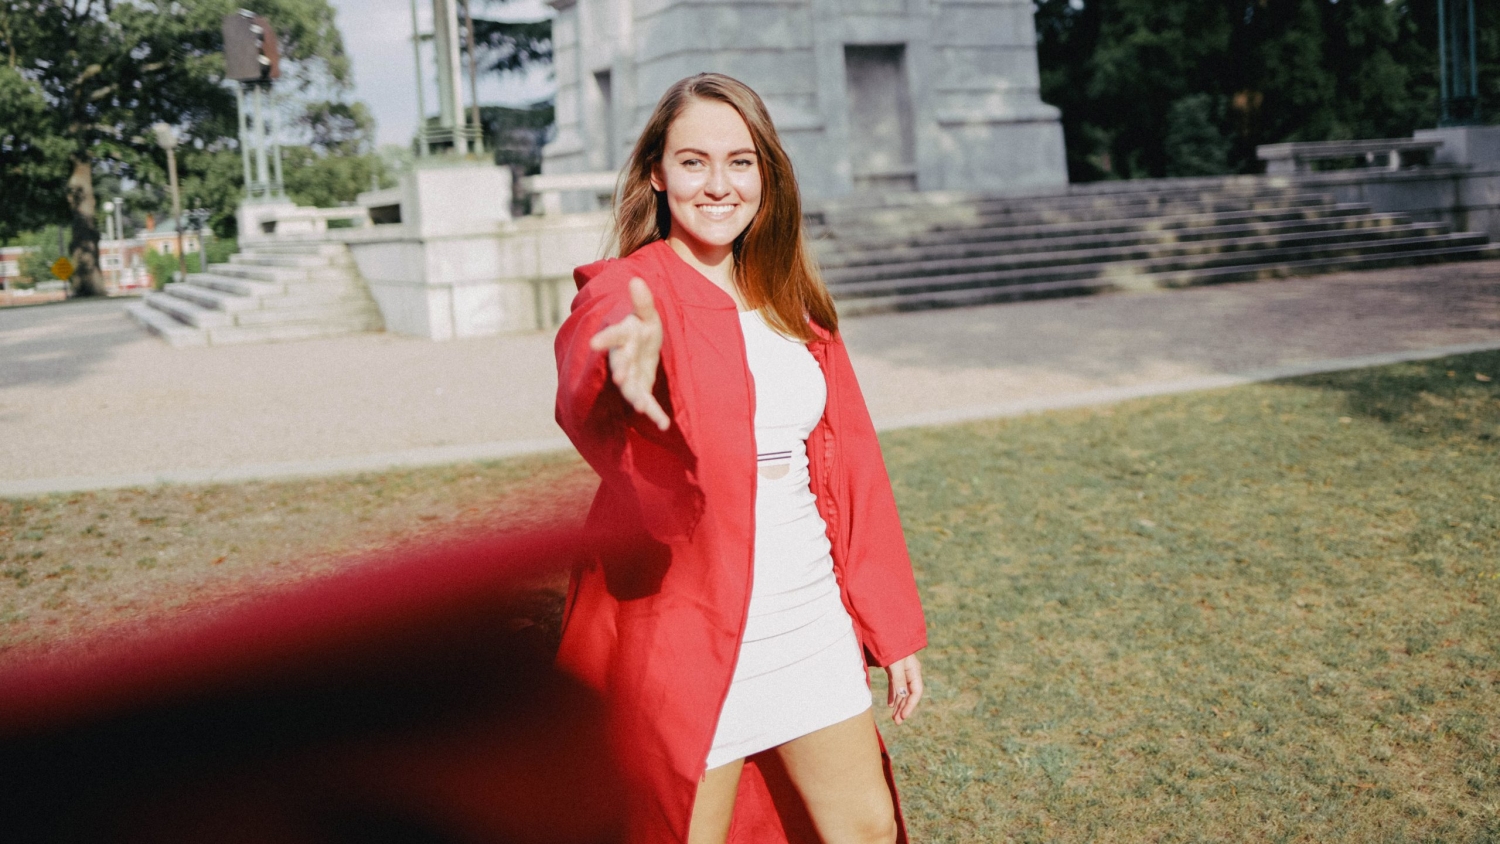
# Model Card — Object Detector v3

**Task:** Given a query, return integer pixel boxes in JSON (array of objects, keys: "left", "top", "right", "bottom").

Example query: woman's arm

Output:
[{"left": 554, "top": 267, "right": 703, "bottom": 543}]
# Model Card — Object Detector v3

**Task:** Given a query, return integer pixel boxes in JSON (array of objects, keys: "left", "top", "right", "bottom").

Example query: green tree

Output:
[
  {"left": 1034, "top": 0, "right": 1500, "bottom": 182},
  {"left": 0, "top": 0, "right": 348, "bottom": 296}
]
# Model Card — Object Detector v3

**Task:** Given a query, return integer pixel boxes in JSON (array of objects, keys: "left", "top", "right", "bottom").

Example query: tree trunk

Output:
[{"left": 66, "top": 154, "right": 103, "bottom": 297}]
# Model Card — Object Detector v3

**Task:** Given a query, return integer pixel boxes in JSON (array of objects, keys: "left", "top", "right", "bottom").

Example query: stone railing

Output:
[
  {"left": 256, "top": 205, "right": 373, "bottom": 236},
  {"left": 1257, "top": 138, "right": 1444, "bottom": 175},
  {"left": 521, "top": 171, "right": 619, "bottom": 216}
]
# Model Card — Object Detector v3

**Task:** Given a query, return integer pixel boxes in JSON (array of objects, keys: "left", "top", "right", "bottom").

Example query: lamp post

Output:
[
  {"left": 101, "top": 200, "right": 116, "bottom": 290},
  {"left": 114, "top": 197, "right": 126, "bottom": 245},
  {"left": 153, "top": 123, "right": 187, "bottom": 284}
]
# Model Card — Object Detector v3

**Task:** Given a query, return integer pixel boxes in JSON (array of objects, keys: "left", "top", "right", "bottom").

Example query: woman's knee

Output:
[{"left": 838, "top": 807, "right": 898, "bottom": 844}]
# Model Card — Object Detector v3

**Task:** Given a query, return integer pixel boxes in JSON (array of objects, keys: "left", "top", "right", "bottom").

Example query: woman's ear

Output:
[{"left": 649, "top": 162, "right": 665, "bottom": 193}]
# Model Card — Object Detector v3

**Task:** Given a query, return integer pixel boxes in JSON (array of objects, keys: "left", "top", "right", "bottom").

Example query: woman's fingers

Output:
[
  {"left": 886, "top": 654, "right": 924, "bottom": 725},
  {"left": 587, "top": 278, "right": 670, "bottom": 430},
  {"left": 886, "top": 661, "right": 907, "bottom": 711},
  {"left": 628, "top": 276, "right": 658, "bottom": 326},
  {"left": 589, "top": 316, "right": 637, "bottom": 353},
  {"left": 898, "top": 657, "right": 924, "bottom": 723}
]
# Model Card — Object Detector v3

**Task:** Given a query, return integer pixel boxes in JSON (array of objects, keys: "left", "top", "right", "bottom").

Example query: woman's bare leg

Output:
[
  {"left": 775, "top": 710, "right": 897, "bottom": 844},
  {"left": 688, "top": 758, "right": 745, "bottom": 844}
]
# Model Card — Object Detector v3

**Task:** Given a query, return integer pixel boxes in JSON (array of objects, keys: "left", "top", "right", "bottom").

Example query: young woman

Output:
[{"left": 553, "top": 73, "right": 927, "bottom": 844}]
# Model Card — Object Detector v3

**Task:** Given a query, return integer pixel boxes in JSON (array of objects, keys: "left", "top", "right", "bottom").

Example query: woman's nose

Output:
[{"left": 704, "top": 166, "right": 730, "bottom": 198}]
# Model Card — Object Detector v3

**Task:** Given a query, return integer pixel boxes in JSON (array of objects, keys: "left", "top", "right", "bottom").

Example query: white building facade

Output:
[{"left": 542, "top": 0, "right": 1068, "bottom": 201}]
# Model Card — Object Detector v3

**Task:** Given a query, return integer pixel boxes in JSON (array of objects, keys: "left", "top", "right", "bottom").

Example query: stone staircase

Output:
[
  {"left": 127, "top": 241, "right": 383, "bottom": 346},
  {"left": 810, "top": 179, "right": 1500, "bottom": 315}
]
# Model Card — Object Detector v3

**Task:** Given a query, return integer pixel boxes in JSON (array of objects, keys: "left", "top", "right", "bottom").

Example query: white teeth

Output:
[{"left": 700, "top": 205, "right": 734, "bottom": 214}]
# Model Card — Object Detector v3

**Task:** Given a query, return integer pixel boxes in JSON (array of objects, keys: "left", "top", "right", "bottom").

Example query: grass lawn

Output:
[
  {"left": 883, "top": 351, "right": 1499, "bottom": 843},
  {"left": 3, "top": 351, "right": 1498, "bottom": 842}
]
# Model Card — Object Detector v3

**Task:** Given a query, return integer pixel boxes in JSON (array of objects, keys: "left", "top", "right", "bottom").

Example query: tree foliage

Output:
[
  {"left": 0, "top": 0, "right": 348, "bottom": 293},
  {"left": 1036, "top": 0, "right": 1500, "bottom": 182}
]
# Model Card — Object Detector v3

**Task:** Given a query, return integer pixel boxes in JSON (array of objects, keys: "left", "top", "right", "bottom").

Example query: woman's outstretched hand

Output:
[
  {"left": 589, "top": 277, "right": 671, "bottom": 431},
  {"left": 885, "top": 653, "right": 924, "bottom": 725}
]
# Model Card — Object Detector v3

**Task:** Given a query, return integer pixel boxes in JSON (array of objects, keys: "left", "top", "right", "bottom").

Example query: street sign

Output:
[
  {"left": 50, "top": 257, "right": 74, "bottom": 280},
  {"left": 223, "top": 11, "right": 281, "bottom": 83}
]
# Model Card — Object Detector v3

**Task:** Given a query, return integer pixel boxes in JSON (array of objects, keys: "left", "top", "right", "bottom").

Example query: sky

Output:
[{"left": 325, "top": 0, "right": 554, "bottom": 149}]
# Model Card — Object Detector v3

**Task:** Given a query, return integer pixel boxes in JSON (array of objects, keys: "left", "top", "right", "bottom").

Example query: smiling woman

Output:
[{"left": 554, "top": 74, "right": 928, "bottom": 844}]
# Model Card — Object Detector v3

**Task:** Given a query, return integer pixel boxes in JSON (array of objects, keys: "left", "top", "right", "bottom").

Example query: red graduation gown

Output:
[{"left": 554, "top": 239, "right": 928, "bottom": 844}]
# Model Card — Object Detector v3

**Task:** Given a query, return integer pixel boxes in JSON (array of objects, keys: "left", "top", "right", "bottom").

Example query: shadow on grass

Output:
[{"left": 1281, "top": 350, "right": 1500, "bottom": 444}]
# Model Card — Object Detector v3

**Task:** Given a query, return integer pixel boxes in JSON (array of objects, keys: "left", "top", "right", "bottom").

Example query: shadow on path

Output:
[{"left": 0, "top": 299, "right": 142, "bottom": 391}]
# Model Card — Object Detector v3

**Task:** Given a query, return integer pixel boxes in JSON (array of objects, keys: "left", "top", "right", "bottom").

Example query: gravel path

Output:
[{"left": 4, "top": 259, "right": 1499, "bottom": 495}]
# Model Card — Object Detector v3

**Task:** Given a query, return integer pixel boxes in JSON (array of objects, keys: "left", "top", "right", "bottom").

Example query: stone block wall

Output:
[{"left": 543, "top": 0, "right": 1067, "bottom": 200}]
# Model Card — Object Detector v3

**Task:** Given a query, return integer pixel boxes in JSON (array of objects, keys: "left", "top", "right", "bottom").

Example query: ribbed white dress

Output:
[{"left": 705, "top": 310, "right": 872, "bottom": 770}]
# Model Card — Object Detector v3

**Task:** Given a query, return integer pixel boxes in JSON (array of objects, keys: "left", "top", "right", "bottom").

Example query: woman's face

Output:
[{"left": 651, "top": 99, "right": 763, "bottom": 259}]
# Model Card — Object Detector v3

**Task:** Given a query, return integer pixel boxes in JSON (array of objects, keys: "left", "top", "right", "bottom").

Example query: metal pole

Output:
[
  {"left": 1467, "top": 0, "right": 1480, "bottom": 121},
  {"left": 253, "top": 84, "right": 270, "bottom": 198},
  {"left": 236, "top": 84, "right": 253, "bottom": 196},
  {"left": 270, "top": 88, "right": 285, "bottom": 197},
  {"left": 411, "top": 0, "right": 429, "bottom": 156},
  {"left": 167, "top": 146, "right": 186, "bottom": 284},
  {"left": 198, "top": 216, "right": 209, "bottom": 273},
  {"left": 463, "top": 0, "right": 483, "bottom": 153},
  {"left": 1438, "top": 0, "right": 1451, "bottom": 125}
]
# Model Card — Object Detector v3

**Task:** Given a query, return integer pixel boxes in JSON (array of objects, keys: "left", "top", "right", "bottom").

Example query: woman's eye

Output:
[{"left": 732, "top": 158, "right": 754, "bottom": 167}]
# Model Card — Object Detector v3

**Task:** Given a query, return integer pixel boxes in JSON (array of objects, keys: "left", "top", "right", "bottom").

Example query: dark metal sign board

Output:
[{"left": 223, "top": 10, "right": 281, "bottom": 83}]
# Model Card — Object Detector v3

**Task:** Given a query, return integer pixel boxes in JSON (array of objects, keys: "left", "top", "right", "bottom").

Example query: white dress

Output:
[{"left": 705, "top": 310, "right": 873, "bottom": 770}]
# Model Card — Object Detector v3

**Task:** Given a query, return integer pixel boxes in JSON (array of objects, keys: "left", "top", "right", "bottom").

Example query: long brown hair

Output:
[{"left": 611, "top": 73, "right": 838, "bottom": 341}]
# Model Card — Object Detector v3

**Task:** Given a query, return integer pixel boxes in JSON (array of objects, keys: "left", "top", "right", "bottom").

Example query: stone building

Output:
[{"left": 542, "top": 0, "right": 1067, "bottom": 201}]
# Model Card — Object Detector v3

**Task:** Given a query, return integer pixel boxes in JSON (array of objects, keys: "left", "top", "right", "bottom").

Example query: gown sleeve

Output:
[
  {"left": 822, "top": 334, "right": 928, "bottom": 668},
  {"left": 554, "top": 264, "right": 704, "bottom": 544}
]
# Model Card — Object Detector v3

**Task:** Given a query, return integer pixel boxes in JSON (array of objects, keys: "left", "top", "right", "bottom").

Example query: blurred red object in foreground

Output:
[{"left": 0, "top": 527, "right": 625, "bottom": 844}]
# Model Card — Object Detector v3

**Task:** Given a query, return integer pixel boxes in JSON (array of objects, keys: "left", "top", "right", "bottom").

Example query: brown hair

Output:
[{"left": 611, "top": 73, "right": 838, "bottom": 341}]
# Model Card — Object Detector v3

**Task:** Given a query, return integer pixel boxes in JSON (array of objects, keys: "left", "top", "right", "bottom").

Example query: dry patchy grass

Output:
[{"left": 0, "top": 452, "right": 595, "bottom": 659}]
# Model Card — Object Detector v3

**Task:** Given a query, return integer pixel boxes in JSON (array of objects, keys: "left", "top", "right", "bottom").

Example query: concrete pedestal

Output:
[
  {"left": 237, "top": 200, "right": 304, "bottom": 244},
  {"left": 346, "top": 161, "right": 598, "bottom": 340},
  {"left": 1415, "top": 125, "right": 1500, "bottom": 167}
]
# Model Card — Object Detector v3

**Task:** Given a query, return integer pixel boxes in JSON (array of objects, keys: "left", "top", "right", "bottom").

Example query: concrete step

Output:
[
  {"left": 836, "top": 242, "right": 1500, "bottom": 316},
  {"left": 816, "top": 202, "right": 1374, "bottom": 255},
  {"left": 814, "top": 184, "right": 1322, "bottom": 222},
  {"left": 191, "top": 272, "right": 283, "bottom": 298},
  {"left": 832, "top": 233, "right": 1493, "bottom": 303},
  {"left": 166, "top": 280, "right": 368, "bottom": 313},
  {"left": 203, "top": 313, "right": 384, "bottom": 345},
  {"left": 824, "top": 223, "right": 1453, "bottom": 285},
  {"left": 163, "top": 282, "right": 257, "bottom": 312},
  {"left": 229, "top": 301, "right": 381, "bottom": 326},
  {"left": 819, "top": 213, "right": 1412, "bottom": 270},
  {"left": 821, "top": 194, "right": 1338, "bottom": 236},
  {"left": 144, "top": 289, "right": 232, "bottom": 328},
  {"left": 208, "top": 262, "right": 354, "bottom": 284},
  {"left": 190, "top": 272, "right": 362, "bottom": 299},
  {"left": 125, "top": 301, "right": 208, "bottom": 347},
  {"left": 245, "top": 241, "right": 352, "bottom": 257},
  {"left": 229, "top": 251, "right": 350, "bottom": 269}
]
